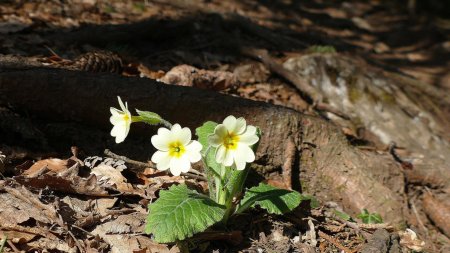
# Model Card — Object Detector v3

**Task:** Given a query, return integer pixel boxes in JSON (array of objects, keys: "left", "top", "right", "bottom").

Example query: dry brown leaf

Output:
[
  {"left": 0, "top": 230, "right": 36, "bottom": 243},
  {"left": 61, "top": 196, "right": 117, "bottom": 218},
  {"left": 160, "top": 64, "right": 239, "bottom": 90},
  {"left": 0, "top": 185, "right": 57, "bottom": 226},
  {"left": 91, "top": 164, "right": 133, "bottom": 192},
  {"left": 91, "top": 212, "right": 171, "bottom": 253},
  {"left": 0, "top": 224, "right": 59, "bottom": 241},
  {"left": 25, "top": 236, "right": 75, "bottom": 252},
  {"left": 233, "top": 62, "right": 270, "bottom": 84},
  {"left": 23, "top": 158, "right": 78, "bottom": 176},
  {"left": 237, "top": 83, "right": 308, "bottom": 112},
  {"left": 14, "top": 173, "right": 109, "bottom": 196},
  {"left": 399, "top": 228, "right": 425, "bottom": 252}
]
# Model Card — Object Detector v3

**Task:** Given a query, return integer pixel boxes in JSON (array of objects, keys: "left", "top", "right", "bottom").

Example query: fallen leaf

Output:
[
  {"left": 160, "top": 64, "right": 239, "bottom": 90},
  {"left": 0, "top": 230, "right": 36, "bottom": 243},
  {"left": 399, "top": 228, "right": 425, "bottom": 252},
  {"left": 233, "top": 62, "right": 270, "bottom": 84},
  {"left": 23, "top": 158, "right": 78, "bottom": 176},
  {"left": 91, "top": 212, "right": 171, "bottom": 253},
  {"left": 14, "top": 173, "right": 109, "bottom": 196}
]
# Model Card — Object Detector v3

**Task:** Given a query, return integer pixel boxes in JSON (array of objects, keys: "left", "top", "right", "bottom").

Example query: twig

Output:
[
  {"left": 0, "top": 235, "right": 7, "bottom": 253},
  {"left": 44, "top": 45, "right": 61, "bottom": 58},
  {"left": 314, "top": 102, "right": 350, "bottom": 120},
  {"left": 104, "top": 149, "right": 206, "bottom": 181},
  {"left": 388, "top": 142, "right": 413, "bottom": 170},
  {"left": 335, "top": 217, "right": 369, "bottom": 240},
  {"left": 241, "top": 47, "right": 350, "bottom": 120},
  {"left": 71, "top": 225, "right": 95, "bottom": 237},
  {"left": 410, "top": 198, "right": 428, "bottom": 236},
  {"left": 104, "top": 149, "right": 152, "bottom": 169},
  {"left": 67, "top": 230, "right": 84, "bottom": 252},
  {"left": 357, "top": 223, "right": 394, "bottom": 231},
  {"left": 318, "top": 230, "right": 354, "bottom": 253},
  {"left": 6, "top": 240, "right": 19, "bottom": 253}
]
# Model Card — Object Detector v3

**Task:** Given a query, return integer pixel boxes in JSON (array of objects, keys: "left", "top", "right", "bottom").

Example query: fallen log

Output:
[{"left": 0, "top": 56, "right": 406, "bottom": 225}]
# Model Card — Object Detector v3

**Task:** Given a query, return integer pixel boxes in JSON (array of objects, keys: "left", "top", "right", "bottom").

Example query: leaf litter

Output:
[{"left": 1, "top": 0, "right": 449, "bottom": 252}]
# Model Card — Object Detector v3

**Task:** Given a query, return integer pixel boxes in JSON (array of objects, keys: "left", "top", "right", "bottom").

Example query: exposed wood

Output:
[{"left": 0, "top": 60, "right": 406, "bottom": 225}]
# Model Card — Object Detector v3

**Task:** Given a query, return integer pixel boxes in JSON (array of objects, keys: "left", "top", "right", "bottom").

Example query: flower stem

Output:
[
  {"left": 160, "top": 119, "right": 172, "bottom": 128},
  {"left": 217, "top": 165, "right": 227, "bottom": 205}
]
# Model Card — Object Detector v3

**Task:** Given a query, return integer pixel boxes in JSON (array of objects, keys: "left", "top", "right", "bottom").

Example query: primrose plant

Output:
[{"left": 109, "top": 96, "right": 303, "bottom": 243}]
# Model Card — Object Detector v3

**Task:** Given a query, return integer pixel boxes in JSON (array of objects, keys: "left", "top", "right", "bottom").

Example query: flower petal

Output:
[
  {"left": 234, "top": 145, "right": 255, "bottom": 170},
  {"left": 173, "top": 126, "right": 191, "bottom": 146},
  {"left": 110, "top": 114, "right": 123, "bottom": 125},
  {"left": 208, "top": 134, "right": 222, "bottom": 147},
  {"left": 123, "top": 122, "right": 130, "bottom": 140},
  {"left": 111, "top": 124, "right": 127, "bottom": 143},
  {"left": 151, "top": 151, "right": 171, "bottom": 171},
  {"left": 185, "top": 141, "right": 202, "bottom": 163},
  {"left": 117, "top": 96, "right": 128, "bottom": 112},
  {"left": 223, "top": 149, "right": 234, "bottom": 167},
  {"left": 169, "top": 156, "right": 190, "bottom": 176},
  {"left": 244, "top": 125, "right": 257, "bottom": 135},
  {"left": 215, "top": 145, "right": 227, "bottom": 164},
  {"left": 171, "top": 123, "right": 181, "bottom": 132},
  {"left": 151, "top": 134, "right": 170, "bottom": 151},
  {"left": 213, "top": 124, "right": 228, "bottom": 138},
  {"left": 233, "top": 117, "right": 247, "bottom": 134},
  {"left": 223, "top": 115, "right": 236, "bottom": 132},
  {"left": 110, "top": 107, "right": 122, "bottom": 116},
  {"left": 157, "top": 127, "right": 171, "bottom": 140},
  {"left": 239, "top": 126, "right": 259, "bottom": 145}
]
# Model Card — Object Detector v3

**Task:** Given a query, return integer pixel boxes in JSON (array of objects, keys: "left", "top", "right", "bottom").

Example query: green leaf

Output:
[
  {"left": 145, "top": 184, "right": 226, "bottom": 243},
  {"left": 135, "top": 109, "right": 162, "bottom": 125},
  {"left": 195, "top": 121, "right": 222, "bottom": 182},
  {"left": 357, "top": 209, "right": 383, "bottom": 224},
  {"left": 195, "top": 121, "right": 217, "bottom": 154},
  {"left": 237, "top": 183, "right": 302, "bottom": 215},
  {"left": 334, "top": 209, "right": 352, "bottom": 221}
]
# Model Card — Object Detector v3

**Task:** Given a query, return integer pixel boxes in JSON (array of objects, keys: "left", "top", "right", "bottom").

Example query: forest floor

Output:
[{"left": 0, "top": 0, "right": 449, "bottom": 252}]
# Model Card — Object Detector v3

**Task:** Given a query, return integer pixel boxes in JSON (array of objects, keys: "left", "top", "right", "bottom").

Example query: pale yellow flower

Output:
[
  {"left": 110, "top": 96, "right": 132, "bottom": 143},
  {"left": 208, "top": 115, "right": 259, "bottom": 170},
  {"left": 151, "top": 124, "right": 202, "bottom": 176}
]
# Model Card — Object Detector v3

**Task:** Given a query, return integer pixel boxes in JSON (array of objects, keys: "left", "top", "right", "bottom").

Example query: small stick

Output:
[
  {"left": 71, "top": 224, "right": 95, "bottom": 237},
  {"left": 318, "top": 230, "right": 354, "bottom": 253},
  {"left": 68, "top": 230, "right": 84, "bottom": 252},
  {"left": 7, "top": 240, "right": 20, "bottom": 253},
  {"left": 388, "top": 142, "right": 413, "bottom": 170},
  {"left": 335, "top": 217, "right": 369, "bottom": 240},
  {"left": 104, "top": 149, "right": 152, "bottom": 169},
  {"left": 357, "top": 223, "right": 394, "bottom": 231},
  {"left": 104, "top": 149, "right": 206, "bottom": 181},
  {"left": 410, "top": 198, "right": 428, "bottom": 235},
  {"left": 44, "top": 45, "right": 61, "bottom": 57}
]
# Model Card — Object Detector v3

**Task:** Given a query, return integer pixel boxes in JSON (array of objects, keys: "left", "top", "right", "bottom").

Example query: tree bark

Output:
[{"left": 0, "top": 58, "right": 406, "bottom": 225}]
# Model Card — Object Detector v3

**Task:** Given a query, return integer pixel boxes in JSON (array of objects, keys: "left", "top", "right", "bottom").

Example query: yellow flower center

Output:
[
  {"left": 223, "top": 132, "right": 240, "bottom": 150},
  {"left": 122, "top": 113, "right": 130, "bottom": 122},
  {"left": 168, "top": 141, "right": 186, "bottom": 158}
]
